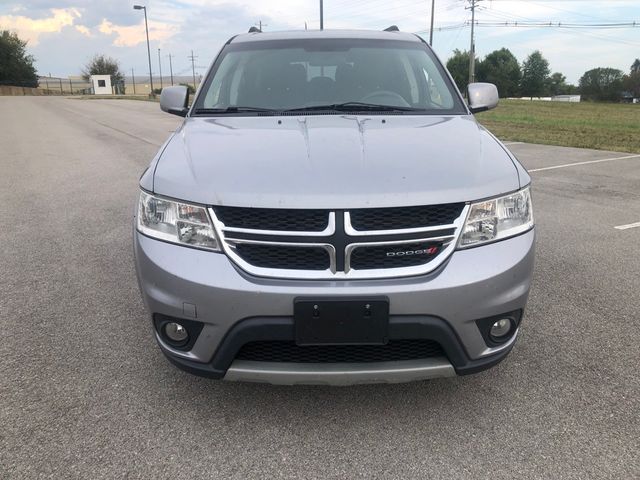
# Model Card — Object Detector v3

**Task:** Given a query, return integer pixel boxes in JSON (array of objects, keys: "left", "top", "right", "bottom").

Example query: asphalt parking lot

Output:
[{"left": 1, "top": 96, "right": 639, "bottom": 479}]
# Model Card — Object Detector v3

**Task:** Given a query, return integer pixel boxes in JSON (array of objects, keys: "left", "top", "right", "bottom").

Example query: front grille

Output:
[
  {"left": 212, "top": 203, "right": 466, "bottom": 279},
  {"left": 214, "top": 206, "right": 328, "bottom": 232},
  {"left": 351, "top": 241, "right": 442, "bottom": 270},
  {"left": 235, "top": 339, "right": 445, "bottom": 363},
  {"left": 349, "top": 203, "right": 465, "bottom": 231},
  {"left": 234, "top": 243, "right": 330, "bottom": 270}
]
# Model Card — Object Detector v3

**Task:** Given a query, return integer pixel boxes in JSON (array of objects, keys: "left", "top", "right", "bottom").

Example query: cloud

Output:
[
  {"left": 3, "top": 0, "right": 638, "bottom": 82},
  {"left": 75, "top": 24, "right": 90, "bottom": 36},
  {"left": 98, "top": 18, "right": 176, "bottom": 47},
  {"left": 0, "top": 8, "right": 80, "bottom": 45}
]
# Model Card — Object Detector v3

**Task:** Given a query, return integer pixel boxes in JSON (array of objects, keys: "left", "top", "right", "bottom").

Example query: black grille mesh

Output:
[
  {"left": 349, "top": 203, "right": 464, "bottom": 231},
  {"left": 215, "top": 206, "right": 328, "bottom": 232},
  {"left": 236, "top": 340, "right": 445, "bottom": 363},
  {"left": 351, "top": 241, "right": 442, "bottom": 270},
  {"left": 234, "top": 244, "right": 329, "bottom": 270}
]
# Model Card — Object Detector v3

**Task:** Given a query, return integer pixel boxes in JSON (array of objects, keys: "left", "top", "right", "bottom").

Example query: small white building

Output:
[
  {"left": 552, "top": 95, "right": 581, "bottom": 103},
  {"left": 90, "top": 75, "right": 112, "bottom": 95}
]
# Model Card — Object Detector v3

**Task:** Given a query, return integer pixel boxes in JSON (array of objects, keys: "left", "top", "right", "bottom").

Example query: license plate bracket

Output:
[{"left": 294, "top": 298, "right": 389, "bottom": 346}]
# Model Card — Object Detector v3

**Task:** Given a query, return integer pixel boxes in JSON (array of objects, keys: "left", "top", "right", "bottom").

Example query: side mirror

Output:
[
  {"left": 160, "top": 86, "right": 189, "bottom": 117},
  {"left": 467, "top": 83, "right": 499, "bottom": 114}
]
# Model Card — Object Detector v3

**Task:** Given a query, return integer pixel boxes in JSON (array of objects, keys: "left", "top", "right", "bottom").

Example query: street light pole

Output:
[
  {"left": 157, "top": 48, "right": 163, "bottom": 89},
  {"left": 133, "top": 5, "right": 154, "bottom": 94},
  {"left": 320, "top": 0, "right": 324, "bottom": 30},
  {"left": 429, "top": 0, "right": 435, "bottom": 46}
]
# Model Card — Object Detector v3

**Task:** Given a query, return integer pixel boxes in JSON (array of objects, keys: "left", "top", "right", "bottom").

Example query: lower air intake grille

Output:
[
  {"left": 234, "top": 244, "right": 330, "bottom": 270},
  {"left": 235, "top": 339, "right": 445, "bottom": 363}
]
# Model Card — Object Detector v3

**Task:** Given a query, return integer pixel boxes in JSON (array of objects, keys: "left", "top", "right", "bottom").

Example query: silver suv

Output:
[{"left": 134, "top": 29, "right": 534, "bottom": 385}]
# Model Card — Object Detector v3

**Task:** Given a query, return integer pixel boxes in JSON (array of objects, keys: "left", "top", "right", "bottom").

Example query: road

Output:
[{"left": 1, "top": 97, "right": 639, "bottom": 479}]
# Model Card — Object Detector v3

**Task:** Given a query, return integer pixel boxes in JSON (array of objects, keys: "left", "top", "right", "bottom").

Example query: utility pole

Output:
[
  {"left": 167, "top": 54, "right": 174, "bottom": 85},
  {"left": 131, "top": 68, "right": 136, "bottom": 94},
  {"left": 467, "top": 0, "right": 482, "bottom": 85},
  {"left": 429, "top": 0, "right": 435, "bottom": 46},
  {"left": 157, "top": 48, "right": 163, "bottom": 89},
  {"left": 320, "top": 0, "right": 324, "bottom": 30},
  {"left": 255, "top": 20, "right": 267, "bottom": 31},
  {"left": 188, "top": 50, "right": 198, "bottom": 90}
]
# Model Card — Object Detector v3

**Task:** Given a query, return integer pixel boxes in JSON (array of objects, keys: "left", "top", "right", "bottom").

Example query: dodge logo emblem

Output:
[{"left": 386, "top": 246, "right": 439, "bottom": 257}]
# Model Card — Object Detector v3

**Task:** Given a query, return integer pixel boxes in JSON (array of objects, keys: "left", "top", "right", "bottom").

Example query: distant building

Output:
[
  {"left": 621, "top": 92, "right": 639, "bottom": 104},
  {"left": 90, "top": 75, "right": 112, "bottom": 95},
  {"left": 552, "top": 95, "right": 581, "bottom": 103}
]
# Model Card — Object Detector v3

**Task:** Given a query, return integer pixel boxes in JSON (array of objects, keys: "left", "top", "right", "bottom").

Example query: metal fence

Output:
[{"left": 0, "top": 75, "right": 200, "bottom": 96}]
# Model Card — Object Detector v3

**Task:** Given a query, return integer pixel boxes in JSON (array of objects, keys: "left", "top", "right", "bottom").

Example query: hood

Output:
[{"left": 152, "top": 114, "right": 520, "bottom": 209}]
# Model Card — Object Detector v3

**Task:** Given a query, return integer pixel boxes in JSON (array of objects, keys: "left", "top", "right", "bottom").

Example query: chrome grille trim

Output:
[
  {"left": 209, "top": 205, "right": 469, "bottom": 280},
  {"left": 225, "top": 238, "right": 337, "bottom": 275},
  {"left": 344, "top": 235, "right": 456, "bottom": 274}
]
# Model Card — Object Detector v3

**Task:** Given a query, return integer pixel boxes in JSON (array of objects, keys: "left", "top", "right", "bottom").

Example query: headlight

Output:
[
  {"left": 459, "top": 187, "right": 533, "bottom": 248},
  {"left": 137, "top": 191, "right": 220, "bottom": 251}
]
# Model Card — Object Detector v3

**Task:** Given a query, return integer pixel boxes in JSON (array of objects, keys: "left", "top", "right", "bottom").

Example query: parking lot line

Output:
[
  {"left": 614, "top": 221, "right": 640, "bottom": 230},
  {"left": 503, "top": 141, "right": 524, "bottom": 146},
  {"left": 529, "top": 154, "right": 640, "bottom": 172}
]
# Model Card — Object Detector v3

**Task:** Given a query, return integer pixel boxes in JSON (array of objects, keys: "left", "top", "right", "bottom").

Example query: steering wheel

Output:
[{"left": 360, "top": 90, "right": 411, "bottom": 107}]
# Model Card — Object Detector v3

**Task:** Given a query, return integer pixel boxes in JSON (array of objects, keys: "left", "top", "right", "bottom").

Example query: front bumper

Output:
[{"left": 134, "top": 229, "right": 534, "bottom": 384}]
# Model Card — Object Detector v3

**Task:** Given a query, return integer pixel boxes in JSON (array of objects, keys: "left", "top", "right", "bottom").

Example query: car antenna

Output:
[
  {"left": 248, "top": 26, "right": 261, "bottom": 33},
  {"left": 384, "top": 25, "right": 400, "bottom": 32}
]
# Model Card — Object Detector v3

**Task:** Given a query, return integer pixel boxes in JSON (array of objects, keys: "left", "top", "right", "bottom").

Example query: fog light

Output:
[
  {"left": 164, "top": 322, "right": 189, "bottom": 344},
  {"left": 490, "top": 318, "right": 512, "bottom": 340}
]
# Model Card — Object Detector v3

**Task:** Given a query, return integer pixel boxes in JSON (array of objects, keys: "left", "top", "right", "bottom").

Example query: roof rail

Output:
[
  {"left": 248, "top": 26, "right": 261, "bottom": 33},
  {"left": 384, "top": 25, "right": 399, "bottom": 32}
]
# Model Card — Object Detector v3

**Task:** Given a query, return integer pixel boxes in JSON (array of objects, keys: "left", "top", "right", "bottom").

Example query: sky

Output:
[{"left": 1, "top": 0, "right": 639, "bottom": 84}]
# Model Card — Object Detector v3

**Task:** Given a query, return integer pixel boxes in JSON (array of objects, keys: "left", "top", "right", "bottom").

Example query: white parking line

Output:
[
  {"left": 529, "top": 154, "right": 640, "bottom": 172},
  {"left": 503, "top": 142, "right": 524, "bottom": 146},
  {"left": 614, "top": 222, "right": 640, "bottom": 231}
]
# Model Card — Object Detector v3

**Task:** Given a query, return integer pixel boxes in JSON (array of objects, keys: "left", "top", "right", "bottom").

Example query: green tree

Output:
[
  {"left": 520, "top": 51, "right": 550, "bottom": 98},
  {"left": 446, "top": 49, "right": 477, "bottom": 93},
  {"left": 82, "top": 54, "right": 124, "bottom": 85},
  {"left": 579, "top": 68, "right": 624, "bottom": 102},
  {"left": 623, "top": 72, "right": 640, "bottom": 98},
  {"left": 631, "top": 59, "right": 640, "bottom": 74},
  {"left": 0, "top": 30, "right": 38, "bottom": 87},
  {"left": 546, "top": 72, "right": 568, "bottom": 96},
  {"left": 476, "top": 48, "right": 521, "bottom": 98},
  {"left": 179, "top": 82, "right": 196, "bottom": 95}
]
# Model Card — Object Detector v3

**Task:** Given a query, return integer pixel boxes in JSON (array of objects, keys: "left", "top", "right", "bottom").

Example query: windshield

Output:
[{"left": 193, "top": 38, "right": 465, "bottom": 115}]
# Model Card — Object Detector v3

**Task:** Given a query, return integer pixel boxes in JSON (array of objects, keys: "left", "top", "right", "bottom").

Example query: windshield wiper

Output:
[
  {"left": 193, "top": 106, "right": 278, "bottom": 114},
  {"left": 285, "top": 102, "right": 421, "bottom": 113}
]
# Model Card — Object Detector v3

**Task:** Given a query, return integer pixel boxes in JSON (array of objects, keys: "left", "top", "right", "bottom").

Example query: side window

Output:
[
  {"left": 423, "top": 68, "right": 444, "bottom": 107},
  {"left": 98, "top": 79, "right": 106, "bottom": 87},
  {"left": 399, "top": 55, "right": 419, "bottom": 104},
  {"left": 203, "top": 56, "right": 238, "bottom": 108},
  {"left": 228, "top": 61, "right": 246, "bottom": 104}
]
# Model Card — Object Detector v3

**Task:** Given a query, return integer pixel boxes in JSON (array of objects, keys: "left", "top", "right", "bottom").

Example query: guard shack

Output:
[{"left": 90, "top": 75, "right": 112, "bottom": 95}]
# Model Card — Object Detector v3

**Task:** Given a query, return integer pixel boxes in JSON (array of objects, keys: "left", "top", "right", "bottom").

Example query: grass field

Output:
[{"left": 477, "top": 100, "right": 640, "bottom": 153}]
